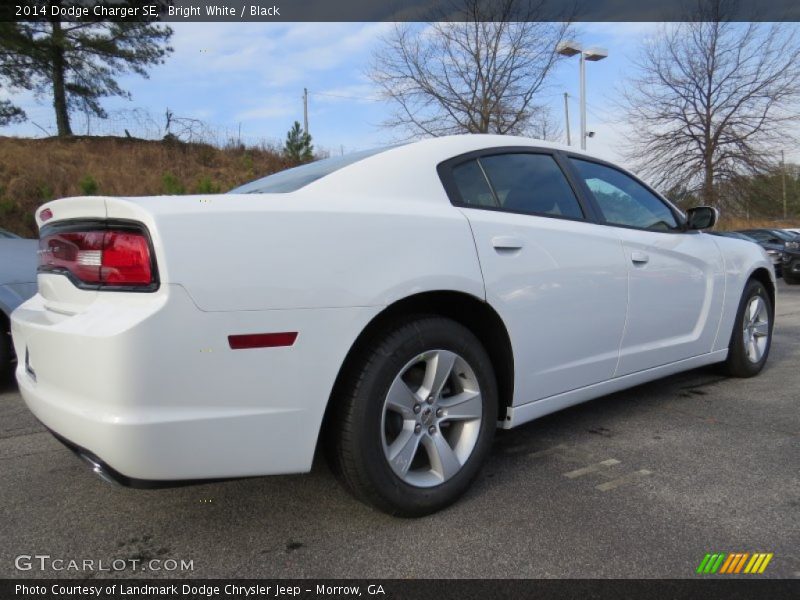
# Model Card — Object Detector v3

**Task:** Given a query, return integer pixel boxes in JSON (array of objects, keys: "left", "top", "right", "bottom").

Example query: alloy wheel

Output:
[{"left": 380, "top": 349, "right": 483, "bottom": 488}]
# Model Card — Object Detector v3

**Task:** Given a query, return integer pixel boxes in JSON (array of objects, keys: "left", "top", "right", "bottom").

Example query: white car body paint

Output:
[{"left": 10, "top": 135, "right": 775, "bottom": 482}]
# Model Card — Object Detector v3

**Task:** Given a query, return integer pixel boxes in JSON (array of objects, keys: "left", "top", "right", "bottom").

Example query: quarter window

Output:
[
  {"left": 451, "top": 153, "right": 584, "bottom": 219},
  {"left": 451, "top": 160, "right": 496, "bottom": 208},
  {"left": 569, "top": 158, "right": 678, "bottom": 231}
]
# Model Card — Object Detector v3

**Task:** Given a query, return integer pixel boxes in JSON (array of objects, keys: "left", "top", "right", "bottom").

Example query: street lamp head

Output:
[
  {"left": 583, "top": 47, "right": 609, "bottom": 62},
  {"left": 556, "top": 41, "right": 583, "bottom": 57}
]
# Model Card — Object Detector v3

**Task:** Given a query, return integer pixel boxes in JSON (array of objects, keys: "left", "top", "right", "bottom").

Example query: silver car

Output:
[{"left": 1, "top": 227, "right": 37, "bottom": 381}]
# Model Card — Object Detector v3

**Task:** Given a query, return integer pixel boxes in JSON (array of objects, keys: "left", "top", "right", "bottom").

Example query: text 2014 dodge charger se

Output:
[{"left": 11, "top": 135, "right": 775, "bottom": 516}]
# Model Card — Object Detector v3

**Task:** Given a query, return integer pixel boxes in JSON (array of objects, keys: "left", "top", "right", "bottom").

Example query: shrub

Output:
[
  {"left": 194, "top": 176, "right": 220, "bottom": 194},
  {"left": 162, "top": 172, "right": 185, "bottom": 195},
  {"left": 79, "top": 174, "right": 99, "bottom": 195}
]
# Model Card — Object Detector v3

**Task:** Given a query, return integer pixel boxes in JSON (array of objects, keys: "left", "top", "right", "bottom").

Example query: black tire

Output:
[
  {"left": 721, "top": 279, "right": 773, "bottom": 378},
  {"left": 327, "top": 316, "right": 498, "bottom": 517},
  {"left": 784, "top": 270, "right": 799, "bottom": 285},
  {"left": 0, "top": 314, "right": 13, "bottom": 385}
]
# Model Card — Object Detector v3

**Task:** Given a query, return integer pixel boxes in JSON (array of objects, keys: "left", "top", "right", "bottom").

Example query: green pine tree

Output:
[
  {"left": 0, "top": 4, "right": 172, "bottom": 136},
  {"left": 283, "top": 121, "right": 314, "bottom": 163}
]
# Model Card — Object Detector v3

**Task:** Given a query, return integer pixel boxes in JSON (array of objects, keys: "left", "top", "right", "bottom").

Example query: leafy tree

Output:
[
  {"left": 0, "top": 2, "right": 172, "bottom": 136},
  {"left": 283, "top": 121, "right": 313, "bottom": 163}
]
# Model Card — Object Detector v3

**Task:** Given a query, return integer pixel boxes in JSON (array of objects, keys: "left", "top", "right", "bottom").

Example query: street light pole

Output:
[
  {"left": 556, "top": 42, "right": 608, "bottom": 150},
  {"left": 563, "top": 92, "right": 571, "bottom": 146},
  {"left": 579, "top": 52, "right": 586, "bottom": 150}
]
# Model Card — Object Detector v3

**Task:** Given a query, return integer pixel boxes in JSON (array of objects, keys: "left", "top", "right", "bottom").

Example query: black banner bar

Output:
[
  {"left": 2, "top": 0, "right": 800, "bottom": 23},
  {"left": 2, "top": 579, "right": 800, "bottom": 600}
]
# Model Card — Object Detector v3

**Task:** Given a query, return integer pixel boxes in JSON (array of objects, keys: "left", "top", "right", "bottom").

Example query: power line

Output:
[{"left": 307, "top": 90, "right": 383, "bottom": 102}]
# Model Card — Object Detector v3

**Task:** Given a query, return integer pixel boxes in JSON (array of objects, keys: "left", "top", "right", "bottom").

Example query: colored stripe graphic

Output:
[
  {"left": 697, "top": 553, "right": 726, "bottom": 574},
  {"left": 697, "top": 554, "right": 713, "bottom": 574},
  {"left": 719, "top": 554, "right": 736, "bottom": 573},
  {"left": 699, "top": 552, "right": 774, "bottom": 574}
]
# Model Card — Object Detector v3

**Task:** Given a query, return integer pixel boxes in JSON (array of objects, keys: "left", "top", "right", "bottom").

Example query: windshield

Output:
[
  {"left": 770, "top": 229, "right": 797, "bottom": 241},
  {"left": 229, "top": 146, "right": 396, "bottom": 194}
]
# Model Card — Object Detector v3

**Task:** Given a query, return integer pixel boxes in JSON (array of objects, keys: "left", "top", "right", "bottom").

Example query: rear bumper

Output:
[{"left": 11, "top": 282, "right": 378, "bottom": 481}]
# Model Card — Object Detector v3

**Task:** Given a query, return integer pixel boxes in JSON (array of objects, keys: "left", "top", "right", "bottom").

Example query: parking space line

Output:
[
  {"left": 595, "top": 469, "right": 653, "bottom": 491},
  {"left": 563, "top": 458, "right": 620, "bottom": 479},
  {"left": 525, "top": 444, "right": 569, "bottom": 459}
]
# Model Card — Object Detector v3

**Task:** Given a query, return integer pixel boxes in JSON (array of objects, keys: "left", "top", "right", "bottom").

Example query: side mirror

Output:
[{"left": 686, "top": 206, "right": 719, "bottom": 231}]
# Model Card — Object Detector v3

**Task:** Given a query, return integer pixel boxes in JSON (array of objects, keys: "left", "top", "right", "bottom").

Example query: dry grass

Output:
[
  {"left": 0, "top": 135, "right": 293, "bottom": 237},
  {"left": 717, "top": 216, "right": 800, "bottom": 231}
]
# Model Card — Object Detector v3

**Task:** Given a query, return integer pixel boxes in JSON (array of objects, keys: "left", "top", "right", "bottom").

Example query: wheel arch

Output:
[
  {"left": 321, "top": 291, "right": 515, "bottom": 443},
  {"left": 748, "top": 267, "right": 776, "bottom": 310}
]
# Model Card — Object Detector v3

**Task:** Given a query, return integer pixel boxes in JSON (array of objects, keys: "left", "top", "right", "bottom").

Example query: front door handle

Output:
[
  {"left": 631, "top": 251, "right": 650, "bottom": 265},
  {"left": 492, "top": 236, "right": 524, "bottom": 251}
]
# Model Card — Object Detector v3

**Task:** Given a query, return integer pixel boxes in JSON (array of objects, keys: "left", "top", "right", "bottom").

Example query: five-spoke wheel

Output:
[
  {"left": 381, "top": 350, "right": 483, "bottom": 487},
  {"left": 327, "top": 316, "right": 497, "bottom": 517}
]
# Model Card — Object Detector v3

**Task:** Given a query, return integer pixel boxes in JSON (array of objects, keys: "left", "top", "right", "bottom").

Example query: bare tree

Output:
[
  {"left": 619, "top": 0, "right": 800, "bottom": 207},
  {"left": 370, "top": 0, "right": 572, "bottom": 139}
]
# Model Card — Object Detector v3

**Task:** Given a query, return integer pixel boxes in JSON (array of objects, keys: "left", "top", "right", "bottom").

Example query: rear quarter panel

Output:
[{"left": 106, "top": 193, "right": 485, "bottom": 312}]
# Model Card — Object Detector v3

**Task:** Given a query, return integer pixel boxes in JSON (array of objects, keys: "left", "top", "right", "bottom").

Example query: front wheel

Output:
[
  {"left": 721, "top": 279, "right": 773, "bottom": 378},
  {"left": 327, "top": 316, "right": 498, "bottom": 517}
]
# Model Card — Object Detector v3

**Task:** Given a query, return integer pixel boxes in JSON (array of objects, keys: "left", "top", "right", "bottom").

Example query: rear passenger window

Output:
[{"left": 480, "top": 154, "right": 584, "bottom": 219}]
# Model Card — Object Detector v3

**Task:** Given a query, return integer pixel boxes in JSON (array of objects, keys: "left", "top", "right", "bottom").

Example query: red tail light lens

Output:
[{"left": 39, "top": 228, "right": 154, "bottom": 288}]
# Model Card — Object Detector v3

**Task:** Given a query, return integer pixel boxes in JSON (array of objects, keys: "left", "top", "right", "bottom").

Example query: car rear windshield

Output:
[{"left": 228, "top": 146, "right": 396, "bottom": 194}]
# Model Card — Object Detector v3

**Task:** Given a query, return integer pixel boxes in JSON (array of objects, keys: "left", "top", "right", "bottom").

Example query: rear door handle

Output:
[
  {"left": 631, "top": 251, "right": 650, "bottom": 265},
  {"left": 491, "top": 236, "right": 524, "bottom": 251}
]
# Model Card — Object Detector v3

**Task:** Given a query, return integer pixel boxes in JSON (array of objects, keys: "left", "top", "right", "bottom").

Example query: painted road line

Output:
[
  {"left": 526, "top": 444, "right": 569, "bottom": 459},
  {"left": 595, "top": 469, "right": 652, "bottom": 491},
  {"left": 563, "top": 458, "right": 621, "bottom": 479}
]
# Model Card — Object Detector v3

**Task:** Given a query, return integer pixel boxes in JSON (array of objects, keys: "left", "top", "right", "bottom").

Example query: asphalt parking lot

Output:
[{"left": 1, "top": 281, "right": 798, "bottom": 580}]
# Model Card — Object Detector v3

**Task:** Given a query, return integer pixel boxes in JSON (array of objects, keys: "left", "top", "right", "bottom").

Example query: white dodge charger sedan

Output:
[{"left": 11, "top": 135, "right": 775, "bottom": 516}]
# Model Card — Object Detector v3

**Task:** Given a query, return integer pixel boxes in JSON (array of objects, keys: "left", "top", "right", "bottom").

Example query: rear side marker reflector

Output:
[
  {"left": 228, "top": 332, "right": 298, "bottom": 350},
  {"left": 40, "top": 208, "right": 53, "bottom": 222}
]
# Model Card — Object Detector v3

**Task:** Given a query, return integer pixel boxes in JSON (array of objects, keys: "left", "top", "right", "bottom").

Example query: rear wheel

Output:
[
  {"left": 784, "top": 270, "right": 799, "bottom": 285},
  {"left": 328, "top": 316, "right": 498, "bottom": 517},
  {"left": 722, "top": 279, "right": 773, "bottom": 377}
]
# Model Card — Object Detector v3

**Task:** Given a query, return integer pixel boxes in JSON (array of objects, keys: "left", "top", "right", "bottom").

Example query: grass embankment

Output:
[{"left": 0, "top": 135, "right": 293, "bottom": 237}]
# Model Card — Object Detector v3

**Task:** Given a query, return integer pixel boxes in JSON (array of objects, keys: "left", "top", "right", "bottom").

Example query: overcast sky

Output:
[{"left": 2, "top": 21, "right": 797, "bottom": 176}]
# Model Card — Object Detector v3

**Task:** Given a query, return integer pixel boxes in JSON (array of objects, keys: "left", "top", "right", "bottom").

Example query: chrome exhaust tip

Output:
[{"left": 78, "top": 453, "right": 122, "bottom": 487}]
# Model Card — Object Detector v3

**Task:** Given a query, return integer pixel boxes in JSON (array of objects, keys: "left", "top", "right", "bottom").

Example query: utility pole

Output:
[
  {"left": 563, "top": 92, "right": 571, "bottom": 146},
  {"left": 303, "top": 88, "right": 309, "bottom": 136},
  {"left": 781, "top": 149, "right": 787, "bottom": 220}
]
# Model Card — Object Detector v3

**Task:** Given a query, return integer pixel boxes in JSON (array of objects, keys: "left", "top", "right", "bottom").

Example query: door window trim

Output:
[{"left": 436, "top": 147, "right": 598, "bottom": 224}]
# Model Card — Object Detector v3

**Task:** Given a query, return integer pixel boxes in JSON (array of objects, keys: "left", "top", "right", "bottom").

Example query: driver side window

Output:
[{"left": 569, "top": 158, "right": 679, "bottom": 232}]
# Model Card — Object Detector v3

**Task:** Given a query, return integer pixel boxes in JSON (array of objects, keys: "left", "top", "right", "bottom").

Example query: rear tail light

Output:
[{"left": 38, "top": 226, "right": 155, "bottom": 289}]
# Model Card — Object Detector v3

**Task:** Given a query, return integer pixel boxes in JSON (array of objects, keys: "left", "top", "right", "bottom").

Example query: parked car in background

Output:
[
  {"left": 11, "top": 135, "right": 776, "bottom": 515},
  {"left": 0, "top": 228, "right": 37, "bottom": 382},
  {"left": 711, "top": 231, "right": 785, "bottom": 278},
  {"left": 738, "top": 228, "right": 800, "bottom": 284},
  {"left": 782, "top": 228, "right": 800, "bottom": 237}
]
